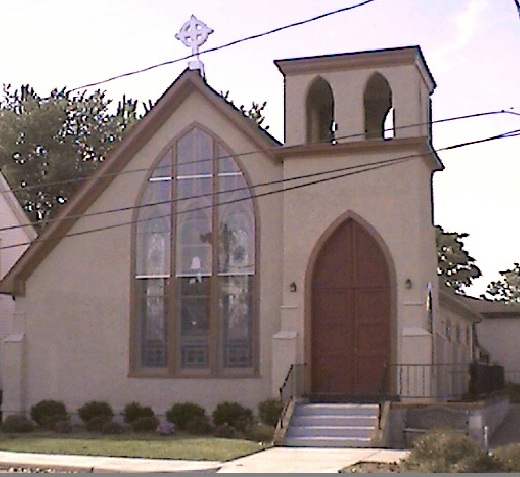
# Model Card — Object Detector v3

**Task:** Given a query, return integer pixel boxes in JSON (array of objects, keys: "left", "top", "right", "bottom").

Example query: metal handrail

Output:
[{"left": 278, "top": 363, "right": 306, "bottom": 429}]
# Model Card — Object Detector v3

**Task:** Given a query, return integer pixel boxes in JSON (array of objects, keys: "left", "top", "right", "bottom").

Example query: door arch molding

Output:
[{"left": 304, "top": 210, "right": 397, "bottom": 398}]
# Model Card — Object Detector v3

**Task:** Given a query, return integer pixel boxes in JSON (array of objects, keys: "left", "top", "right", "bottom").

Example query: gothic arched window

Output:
[{"left": 132, "top": 127, "right": 256, "bottom": 376}]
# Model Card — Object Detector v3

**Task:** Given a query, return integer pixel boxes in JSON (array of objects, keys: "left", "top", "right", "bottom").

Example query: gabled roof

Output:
[{"left": 0, "top": 69, "right": 281, "bottom": 296}]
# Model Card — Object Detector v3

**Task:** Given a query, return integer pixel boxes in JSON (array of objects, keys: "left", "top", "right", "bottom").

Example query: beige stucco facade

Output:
[{"left": 0, "top": 46, "right": 482, "bottom": 418}]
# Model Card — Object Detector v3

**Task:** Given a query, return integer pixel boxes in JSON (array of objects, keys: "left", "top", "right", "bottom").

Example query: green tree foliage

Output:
[
  {"left": 220, "top": 90, "right": 269, "bottom": 130},
  {"left": 435, "top": 224, "right": 482, "bottom": 294},
  {"left": 0, "top": 84, "right": 140, "bottom": 229},
  {"left": 482, "top": 262, "right": 520, "bottom": 304}
]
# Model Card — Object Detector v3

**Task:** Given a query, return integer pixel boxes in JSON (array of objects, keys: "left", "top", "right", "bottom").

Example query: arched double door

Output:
[{"left": 311, "top": 218, "right": 392, "bottom": 399}]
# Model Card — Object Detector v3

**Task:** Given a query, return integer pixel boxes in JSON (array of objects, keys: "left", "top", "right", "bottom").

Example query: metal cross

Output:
[{"left": 175, "top": 15, "right": 214, "bottom": 76}]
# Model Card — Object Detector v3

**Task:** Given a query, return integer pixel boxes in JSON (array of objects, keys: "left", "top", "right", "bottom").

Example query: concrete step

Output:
[
  {"left": 293, "top": 403, "right": 379, "bottom": 417},
  {"left": 290, "top": 414, "right": 377, "bottom": 427},
  {"left": 284, "top": 436, "right": 373, "bottom": 448},
  {"left": 286, "top": 425, "right": 375, "bottom": 438}
]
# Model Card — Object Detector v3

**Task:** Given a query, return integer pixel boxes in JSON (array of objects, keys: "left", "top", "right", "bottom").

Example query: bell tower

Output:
[{"left": 275, "top": 46, "right": 436, "bottom": 146}]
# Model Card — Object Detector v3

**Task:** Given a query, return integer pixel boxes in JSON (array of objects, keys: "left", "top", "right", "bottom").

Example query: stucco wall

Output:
[
  {"left": 477, "top": 317, "right": 520, "bottom": 381},
  {"left": 10, "top": 90, "right": 283, "bottom": 416}
]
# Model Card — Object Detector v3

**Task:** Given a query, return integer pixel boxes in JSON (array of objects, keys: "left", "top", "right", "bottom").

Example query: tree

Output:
[
  {"left": 482, "top": 263, "right": 520, "bottom": 304},
  {"left": 435, "top": 224, "right": 482, "bottom": 294},
  {"left": 0, "top": 84, "right": 140, "bottom": 229},
  {"left": 220, "top": 90, "right": 269, "bottom": 130}
]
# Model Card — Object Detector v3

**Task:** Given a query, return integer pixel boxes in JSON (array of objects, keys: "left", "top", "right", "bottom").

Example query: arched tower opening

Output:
[
  {"left": 306, "top": 76, "right": 335, "bottom": 144},
  {"left": 364, "top": 72, "right": 393, "bottom": 140}
]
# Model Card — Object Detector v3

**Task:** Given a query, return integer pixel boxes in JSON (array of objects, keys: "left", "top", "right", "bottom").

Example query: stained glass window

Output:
[{"left": 133, "top": 128, "right": 256, "bottom": 375}]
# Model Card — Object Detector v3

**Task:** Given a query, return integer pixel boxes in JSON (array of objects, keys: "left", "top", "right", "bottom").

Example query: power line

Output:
[
  {"left": 2, "top": 107, "right": 517, "bottom": 199},
  {"left": 0, "top": 128, "right": 517, "bottom": 251},
  {"left": 68, "top": 0, "right": 377, "bottom": 92}
]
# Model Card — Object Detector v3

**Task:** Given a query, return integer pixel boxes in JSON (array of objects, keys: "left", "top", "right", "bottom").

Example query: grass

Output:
[{"left": 0, "top": 431, "right": 269, "bottom": 462}]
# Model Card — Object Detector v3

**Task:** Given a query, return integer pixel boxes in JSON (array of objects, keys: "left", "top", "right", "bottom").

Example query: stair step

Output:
[
  {"left": 286, "top": 425, "right": 375, "bottom": 438},
  {"left": 284, "top": 436, "right": 373, "bottom": 448},
  {"left": 294, "top": 403, "right": 379, "bottom": 417},
  {"left": 290, "top": 415, "right": 377, "bottom": 427}
]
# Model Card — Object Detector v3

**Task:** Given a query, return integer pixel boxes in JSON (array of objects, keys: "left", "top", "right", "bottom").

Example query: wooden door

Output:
[{"left": 311, "top": 219, "right": 391, "bottom": 398}]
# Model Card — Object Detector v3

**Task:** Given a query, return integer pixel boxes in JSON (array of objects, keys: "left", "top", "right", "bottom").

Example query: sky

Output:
[{"left": 0, "top": 0, "right": 519, "bottom": 297}]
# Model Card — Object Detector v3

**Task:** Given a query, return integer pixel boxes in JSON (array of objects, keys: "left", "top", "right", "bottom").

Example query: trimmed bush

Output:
[
  {"left": 131, "top": 416, "right": 160, "bottom": 432},
  {"left": 212, "top": 401, "right": 253, "bottom": 433},
  {"left": 166, "top": 402, "right": 206, "bottom": 431},
  {"left": 1, "top": 414, "right": 35, "bottom": 433},
  {"left": 30, "top": 399, "right": 67, "bottom": 429},
  {"left": 258, "top": 398, "right": 283, "bottom": 427},
  {"left": 186, "top": 415, "right": 213, "bottom": 435},
  {"left": 77, "top": 400, "right": 113, "bottom": 425},
  {"left": 122, "top": 401, "right": 155, "bottom": 424},
  {"left": 156, "top": 421, "right": 176, "bottom": 436},
  {"left": 401, "top": 429, "right": 504, "bottom": 473},
  {"left": 102, "top": 421, "right": 128, "bottom": 435}
]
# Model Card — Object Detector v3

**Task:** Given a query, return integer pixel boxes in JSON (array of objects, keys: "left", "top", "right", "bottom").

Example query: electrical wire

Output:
[
  {"left": 68, "top": 0, "right": 377, "bottom": 93},
  {"left": 0, "top": 128, "right": 517, "bottom": 251},
  {"left": 1, "top": 108, "right": 517, "bottom": 198}
]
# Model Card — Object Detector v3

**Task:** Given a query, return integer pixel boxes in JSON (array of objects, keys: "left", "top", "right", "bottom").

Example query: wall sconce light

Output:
[
  {"left": 405, "top": 279, "right": 412, "bottom": 289},
  {"left": 289, "top": 282, "right": 297, "bottom": 293}
]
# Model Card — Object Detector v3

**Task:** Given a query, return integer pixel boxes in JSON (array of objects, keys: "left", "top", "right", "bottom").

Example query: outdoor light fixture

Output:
[
  {"left": 289, "top": 282, "right": 297, "bottom": 292},
  {"left": 405, "top": 279, "right": 412, "bottom": 289}
]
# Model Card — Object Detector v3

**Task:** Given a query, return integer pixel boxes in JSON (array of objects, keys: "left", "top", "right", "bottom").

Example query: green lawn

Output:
[{"left": 0, "top": 432, "right": 269, "bottom": 461}]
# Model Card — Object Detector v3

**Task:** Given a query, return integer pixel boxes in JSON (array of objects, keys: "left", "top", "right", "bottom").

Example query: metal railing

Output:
[
  {"left": 278, "top": 363, "right": 306, "bottom": 428},
  {"left": 386, "top": 363, "right": 471, "bottom": 400}
]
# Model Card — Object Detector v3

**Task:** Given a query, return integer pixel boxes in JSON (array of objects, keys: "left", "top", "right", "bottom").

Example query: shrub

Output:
[
  {"left": 212, "top": 401, "right": 253, "bottom": 433},
  {"left": 245, "top": 422, "right": 275, "bottom": 443},
  {"left": 122, "top": 401, "right": 155, "bottom": 424},
  {"left": 131, "top": 415, "right": 160, "bottom": 432},
  {"left": 1, "top": 414, "right": 35, "bottom": 433},
  {"left": 85, "top": 415, "right": 112, "bottom": 432},
  {"left": 400, "top": 429, "right": 503, "bottom": 473},
  {"left": 166, "top": 402, "right": 206, "bottom": 431},
  {"left": 186, "top": 415, "right": 213, "bottom": 435},
  {"left": 77, "top": 400, "right": 113, "bottom": 424},
  {"left": 493, "top": 443, "right": 520, "bottom": 472},
  {"left": 214, "top": 423, "right": 237, "bottom": 439},
  {"left": 30, "top": 400, "right": 67, "bottom": 428},
  {"left": 258, "top": 398, "right": 283, "bottom": 427}
]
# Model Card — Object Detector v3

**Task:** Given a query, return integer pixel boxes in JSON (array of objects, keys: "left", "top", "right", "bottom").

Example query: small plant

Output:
[
  {"left": 131, "top": 416, "right": 160, "bottom": 432},
  {"left": 85, "top": 415, "right": 112, "bottom": 432},
  {"left": 245, "top": 422, "right": 275, "bottom": 443},
  {"left": 1, "top": 414, "right": 35, "bottom": 433},
  {"left": 77, "top": 400, "right": 113, "bottom": 425},
  {"left": 54, "top": 418, "right": 73, "bottom": 434},
  {"left": 212, "top": 401, "right": 253, "bottom": 433},
  {"left": 493, "top": 443, "right": 520, "bottom": 472},
  {"left": 258, "top": 398, "right": 283, "bottom": 427},
  {"left": 122, "top": 401, "right": 155, "bottom": 424},
  {"left": 214, "top": 423, "right": 237, "bottom": 439},
  {"left": 186, "top": 415, "right": 213, "bottom": 435},
  {"left": 166, "top": 402, "right": 206, "bottom": 431},
  {"left": 102, "top": 421, "right": 128, "bottom": 435},
  {"left": 400, "top": 429, "right": 503, "bottom": 473},
  {"left": 30, "top": 400, "right": 67, "bottom": 429},
  {"left": 156, "top": 421, "right": 176, "bottom": 436}
]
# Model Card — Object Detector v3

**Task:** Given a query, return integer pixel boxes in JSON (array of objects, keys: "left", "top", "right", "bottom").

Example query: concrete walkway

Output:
[{"left": 0, "top": 447, "right": 409, "bottom": 473}]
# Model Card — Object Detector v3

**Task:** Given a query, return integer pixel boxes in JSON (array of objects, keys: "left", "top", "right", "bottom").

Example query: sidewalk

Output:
[{"left": 0, "top": 447, "right": 409, "bottom": 474}]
